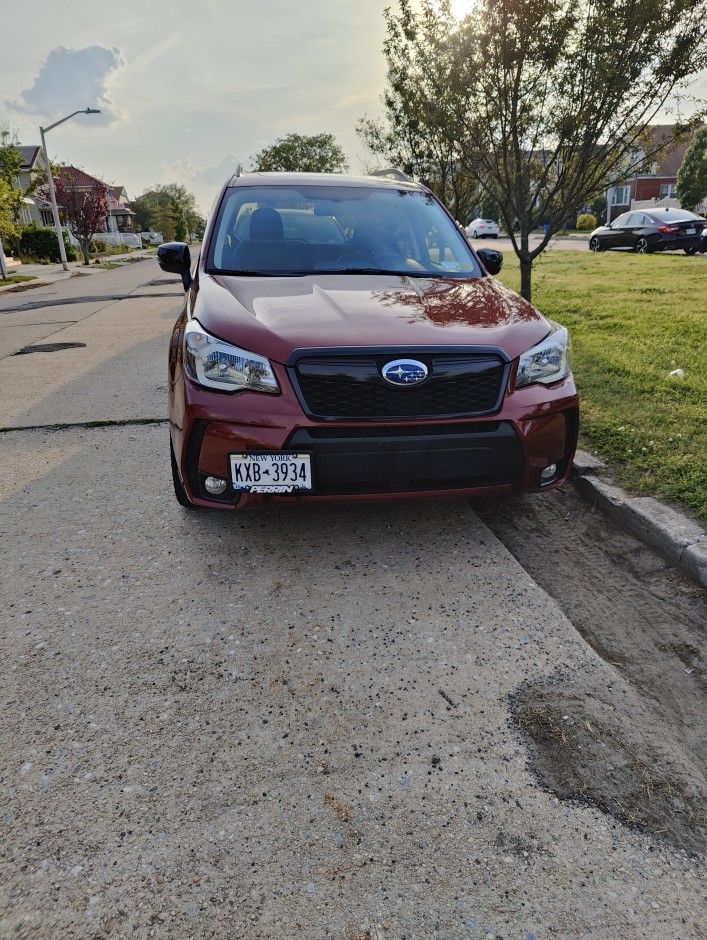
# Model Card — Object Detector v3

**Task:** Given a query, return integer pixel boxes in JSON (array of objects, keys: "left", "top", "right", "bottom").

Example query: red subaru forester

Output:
[{"left": 159, "top": 171, "right": 578, "bottom": 510}]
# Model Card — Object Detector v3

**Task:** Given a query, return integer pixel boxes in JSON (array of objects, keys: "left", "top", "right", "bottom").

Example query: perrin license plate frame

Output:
[{"left": 230, "top": 452, "right": 313, "bottom": 494}]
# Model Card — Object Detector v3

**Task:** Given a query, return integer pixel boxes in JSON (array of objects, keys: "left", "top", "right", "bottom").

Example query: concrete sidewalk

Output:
[{"left": 1, "top": 247, "right": 160, "bottom": 290}]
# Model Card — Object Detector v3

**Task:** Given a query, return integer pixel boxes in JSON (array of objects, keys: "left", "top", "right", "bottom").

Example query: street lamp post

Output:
[{"left": 39, "top": 108, "right": 101, "bottom": 272}]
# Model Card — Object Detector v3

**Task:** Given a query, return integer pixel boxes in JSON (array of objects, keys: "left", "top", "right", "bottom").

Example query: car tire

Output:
[
  {"left": 635, "top": 237, "right": 650, "bottom": 254},
  {"left": 170, "top": 437, "right": 198, "bottom": 509},
  {"left": 471, "top": 230, "right": 478, "bottom": 238},
  {"left": 589, "top": 236, "right": 602, "bottom": 252},
  {"left": 684, "top": 246, "right": 698, "bottom": 255}
]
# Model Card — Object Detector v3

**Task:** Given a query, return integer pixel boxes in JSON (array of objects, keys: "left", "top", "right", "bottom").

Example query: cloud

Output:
[
  {"left": 159, "top": 157, "right": 203, "bottom": 182},
  {"left": 7, "top": 45, "right": 125, "bottom": 125},
  {"left": 199, "top": 154, "right": 244, "bottom": 186}
]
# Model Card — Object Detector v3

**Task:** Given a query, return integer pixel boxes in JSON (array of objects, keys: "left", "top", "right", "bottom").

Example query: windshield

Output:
[{"left": 207, "top": 185, "right": 482, "bottom": 278}]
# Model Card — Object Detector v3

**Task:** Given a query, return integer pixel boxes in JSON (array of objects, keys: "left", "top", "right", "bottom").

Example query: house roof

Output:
[
  {"left": 644, "top": 125, "right": 703, "bottom": 177},
  {"left": 56, "top": 165, "right": 110, "bottom": 189},
  {"left": 16, "top": 145, "right": 44, "bottom": 170}
]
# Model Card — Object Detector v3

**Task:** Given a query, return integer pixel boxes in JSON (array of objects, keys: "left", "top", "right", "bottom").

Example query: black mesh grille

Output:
[{"left": 291, "top": 353, "right": 506, "bottom": 420}]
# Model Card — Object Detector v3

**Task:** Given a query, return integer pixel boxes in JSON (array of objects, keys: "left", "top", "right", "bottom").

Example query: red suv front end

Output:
[{"left": 160, "top": 172, "right": 578, "bottom": 510}]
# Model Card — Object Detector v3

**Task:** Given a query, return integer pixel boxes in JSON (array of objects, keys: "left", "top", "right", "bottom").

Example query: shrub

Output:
[
  {"left": 19, "top": 227, "right": 77, "bottom": 263},
  {"left": 91, "top": 239, "right": 108, "bottom": 254},
  {"left": 576, "top": 213, "right": 597, "bottom": 231}
]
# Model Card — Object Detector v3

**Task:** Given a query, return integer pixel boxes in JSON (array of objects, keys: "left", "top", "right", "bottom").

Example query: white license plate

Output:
[
  {"left": 230, "top": 452, "right": 312, "bottom": 493},
  {"left": 685, "top": 227, "right": 696, "bottom": 234}
]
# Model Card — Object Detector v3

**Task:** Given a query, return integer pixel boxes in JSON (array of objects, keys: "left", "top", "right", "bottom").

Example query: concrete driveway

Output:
[{"left": 0, "top": 260, "right": 704, "bottom": 939}]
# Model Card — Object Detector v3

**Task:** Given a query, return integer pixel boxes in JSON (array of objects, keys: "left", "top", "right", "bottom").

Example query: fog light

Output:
[
  {"left": 540, "top": 463, "right": 557, "bottom": 482},
  {"left": 204, "top": 475, "right": 227, "bottom": 495}
]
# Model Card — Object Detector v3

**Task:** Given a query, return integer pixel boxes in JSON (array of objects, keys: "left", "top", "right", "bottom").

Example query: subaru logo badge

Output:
[{"left": 381, "top": 358, "right": 428, "bottom": 386}]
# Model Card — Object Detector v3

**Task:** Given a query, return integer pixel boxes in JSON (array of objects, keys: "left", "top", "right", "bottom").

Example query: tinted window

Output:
[
  {"left": 646, "top": 209, "right": 704, "bottom": 223},
  {"left": 208, "top": 185, "right": 482, "bottom": 278},
  {"left": 612, "top": 213, "right": 632, "bottom": 227}
]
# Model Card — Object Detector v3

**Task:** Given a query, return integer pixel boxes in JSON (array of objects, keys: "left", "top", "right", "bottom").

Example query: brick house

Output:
[
  {"left": 53, "top": 166, "right": 136, "bottom": 233},
  {"left": 606, "top": 125, "right": 705, "bottom": 222}
]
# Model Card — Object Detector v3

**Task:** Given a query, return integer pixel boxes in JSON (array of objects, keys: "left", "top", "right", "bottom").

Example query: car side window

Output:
[
  {"left": 626, "top": 213, "right": 644, "bottom": 226},
  {"left": 612, "top": 213, "right": 631, "bottom": 227}
]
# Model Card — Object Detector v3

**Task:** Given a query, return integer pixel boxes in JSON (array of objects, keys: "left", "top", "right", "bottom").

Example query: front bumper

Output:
[{"left": 169, "top": 370, "right": 578, "bottom": 509}]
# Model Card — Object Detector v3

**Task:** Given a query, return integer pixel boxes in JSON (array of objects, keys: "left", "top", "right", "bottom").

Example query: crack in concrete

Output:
[
  {"left": 0, "top": 418, "right": 168, "bottom": 433},
  {"left": 0, "top": 292, "right": 180, "bottom": 314}
]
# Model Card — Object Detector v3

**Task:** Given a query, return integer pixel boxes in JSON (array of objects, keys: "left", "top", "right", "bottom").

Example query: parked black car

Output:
[{"left": 589, "top": 208, "right": 707, "bottom": 254}]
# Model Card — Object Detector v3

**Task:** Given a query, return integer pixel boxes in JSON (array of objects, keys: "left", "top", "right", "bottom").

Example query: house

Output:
[
  {"left": 606, "top": 125, "right": 705, "bottom": 222},
  {"left": 53, "top": 166, "right": 136, "bottom": 234},
  {"left": 105, "top": 184, "right": 136, "bottom": 234},
  {"left": 13, "top": 145, "right": 54, "bottom": 226}
]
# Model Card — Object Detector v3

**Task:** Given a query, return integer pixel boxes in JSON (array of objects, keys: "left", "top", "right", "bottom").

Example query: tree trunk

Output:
[
  {"left": 80, "top": 238, "right": 90, "bottom": 266},
  {"left": 519, "top": 258, "right": 533, "bottom": 302}
]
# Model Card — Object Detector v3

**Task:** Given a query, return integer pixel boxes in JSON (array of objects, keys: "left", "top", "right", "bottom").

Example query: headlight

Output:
[
  {"left": 184, "top": 319, "right": 280, "bottom": 393},
  {"left": 516, "top": 321, "right": 571, "bottom": 388}
]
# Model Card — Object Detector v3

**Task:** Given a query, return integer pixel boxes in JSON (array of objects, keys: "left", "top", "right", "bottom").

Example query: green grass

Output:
[
  {"left": 0, "top": 274, "right": 36, "bottom": 286},
  {"left": 497, "top": 250, "right": 707, "bottom": 523}
]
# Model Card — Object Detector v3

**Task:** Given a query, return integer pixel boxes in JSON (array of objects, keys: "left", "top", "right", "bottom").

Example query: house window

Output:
[
  {"left": 659, "top": 183, "right": 676, "bottom": 199},
  {"left": 610, "top": 185, "right": 630, "bottom": 206}
]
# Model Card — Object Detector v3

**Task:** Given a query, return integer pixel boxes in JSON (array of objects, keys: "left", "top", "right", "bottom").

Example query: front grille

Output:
[
  {"left": 291, "top": 353, "right": 506, "bottom": 420},
  {"left": 286, "top": 422, "right": 522, "bottom": 495}
]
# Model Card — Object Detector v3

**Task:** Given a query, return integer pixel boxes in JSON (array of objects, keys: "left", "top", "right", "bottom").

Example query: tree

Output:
[
  {"left": 41, "top": 167, "right": 109, "bottom": 265},
  {"left": 356, "top": 3, "right": 480, "bottom": 224},
  {"left": 252, "top": 133, "right": 348, "bottom": 173},
  {"left": 676, "top": 126, "right": 707, "bottom": 211},
  {"left": 133, "top": 183, "right": 203, "bottom": 241},
  {"left": 0, "top": 125, "right": 27, "bottom": 256},
  {"left": 371, "top": 1, "right": 707, "bottom": 300}
]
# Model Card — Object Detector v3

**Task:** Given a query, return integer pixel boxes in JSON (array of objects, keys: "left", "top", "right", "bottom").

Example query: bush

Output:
[
  {"left": 576, "top": 213, "right": 597, "bottom": 231},
  {"left": 91, "top": 239, "right": 108, "bottom": 254},
  {"left": 19, "top": 227, "right": 77, "bottom": 263}
]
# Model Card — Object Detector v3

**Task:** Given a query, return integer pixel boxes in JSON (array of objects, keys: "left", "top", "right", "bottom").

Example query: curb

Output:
[{"left": 572, "top": 450, "right": 707, "bottom": 590}]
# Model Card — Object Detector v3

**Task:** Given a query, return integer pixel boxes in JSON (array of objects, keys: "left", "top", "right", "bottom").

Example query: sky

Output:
[{"left": 2, "top": 0, "right": 705, "bottom": 216}]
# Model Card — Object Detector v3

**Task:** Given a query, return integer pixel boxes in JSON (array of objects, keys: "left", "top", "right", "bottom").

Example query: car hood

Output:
[{"left": 193, "top": 273, "right": 550, "bottom": 363}]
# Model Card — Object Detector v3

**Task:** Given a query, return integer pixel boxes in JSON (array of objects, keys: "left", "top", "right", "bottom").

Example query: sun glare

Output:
[{"left": 449, "top": 0, "right": 474, "bottom": 18}]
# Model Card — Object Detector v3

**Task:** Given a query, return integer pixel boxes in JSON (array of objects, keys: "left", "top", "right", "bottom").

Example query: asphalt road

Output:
[
  {"left": 1, "top": 260, "right": 704, "bottom": 939},
  {"left": 467, "top": 234, "right": 590, "bottom": 253}
]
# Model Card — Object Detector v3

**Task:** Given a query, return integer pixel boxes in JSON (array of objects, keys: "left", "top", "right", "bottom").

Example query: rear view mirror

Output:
[
  {"left": 477, "top": 248, "right": 503, "bottom": 275},
  {"left": 158, "top": 242, "right": 192, "bottom": 291}
]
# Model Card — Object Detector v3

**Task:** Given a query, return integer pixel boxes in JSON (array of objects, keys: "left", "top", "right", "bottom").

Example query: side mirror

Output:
[
  {"left": 477, "top": 248, "right": 503, "bottom": 276},
  {"left": 158, "top": 242, "right": 192, "bottom": 291}
]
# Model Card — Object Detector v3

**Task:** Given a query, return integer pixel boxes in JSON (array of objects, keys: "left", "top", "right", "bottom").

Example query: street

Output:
[
  {"left": 466, "top": 233, "right": 590, "bottom": 253},
  {"left": 1, "top": 259, "right": 705, "bottom": 940}
]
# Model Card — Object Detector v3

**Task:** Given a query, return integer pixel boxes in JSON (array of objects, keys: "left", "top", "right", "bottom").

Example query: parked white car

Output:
[{"left": 465, "top": 218, "right": 500, "bottom": 239}]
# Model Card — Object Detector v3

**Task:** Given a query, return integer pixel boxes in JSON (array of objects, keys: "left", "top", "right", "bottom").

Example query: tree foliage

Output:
[
  {"left": 41, "top": 168, "right": 109, "bottom": 265},
  {"left": 133, "top": 183, "right": 203, "bottom": 241},
  {"left": 368, "top": 0, "right": 707, "bottom": 300},
  {"left": 0, "top": 124, "right": 27, "bottom": 255},
  {"left": 356, "top": 3, "right": 480, "bottom": 223},
  {"left": 676, "top": 126, "right": 707, "bottom": 210},
  {"left": 252, "top": 133, "right": 348, "bottom": 173}
]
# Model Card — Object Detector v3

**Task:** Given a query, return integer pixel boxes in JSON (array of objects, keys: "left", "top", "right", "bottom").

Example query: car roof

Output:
[{"left": 224, "top": 170, "right": 427, "bottom": 193}]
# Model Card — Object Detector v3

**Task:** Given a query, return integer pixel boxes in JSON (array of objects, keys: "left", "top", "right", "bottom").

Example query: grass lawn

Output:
[
  {"left": 0, "top": 274, "right": 37, "bottom": 286},
  {"left": 497, "top": 250, "right": 707, "bottom": 524}
]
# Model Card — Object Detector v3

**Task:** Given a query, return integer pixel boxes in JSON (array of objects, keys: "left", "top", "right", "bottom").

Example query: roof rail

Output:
[
  {"left": 235, "top": 162, "right": 244, "bottom": 178},
  {"left": 367, "top": 168, "right": 413, "bottom": 182}
]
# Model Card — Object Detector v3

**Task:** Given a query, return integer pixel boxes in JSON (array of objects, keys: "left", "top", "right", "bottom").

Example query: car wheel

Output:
[
  {"left": 170, "top": 437, "right": 198, "bottom": 509},
  {"left": 684, "top": 246, "right": 698, "bottom": 255},
  {"left": 635, "top": 237, "right": 650, "bottom": 254},
  {"left": 589, "top": 236, "right": 602, "bottom": 252},
  {"left": 472, "top": 230, "right": 478, "bottom": 238}
]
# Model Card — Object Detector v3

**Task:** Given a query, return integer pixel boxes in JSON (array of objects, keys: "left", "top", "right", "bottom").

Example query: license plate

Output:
[
  {"left": 230, "top": 452, "right": 312, "bottom": 493},
  {"left": 685, "top": 227, "right": 696, "bottom": 234}
]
